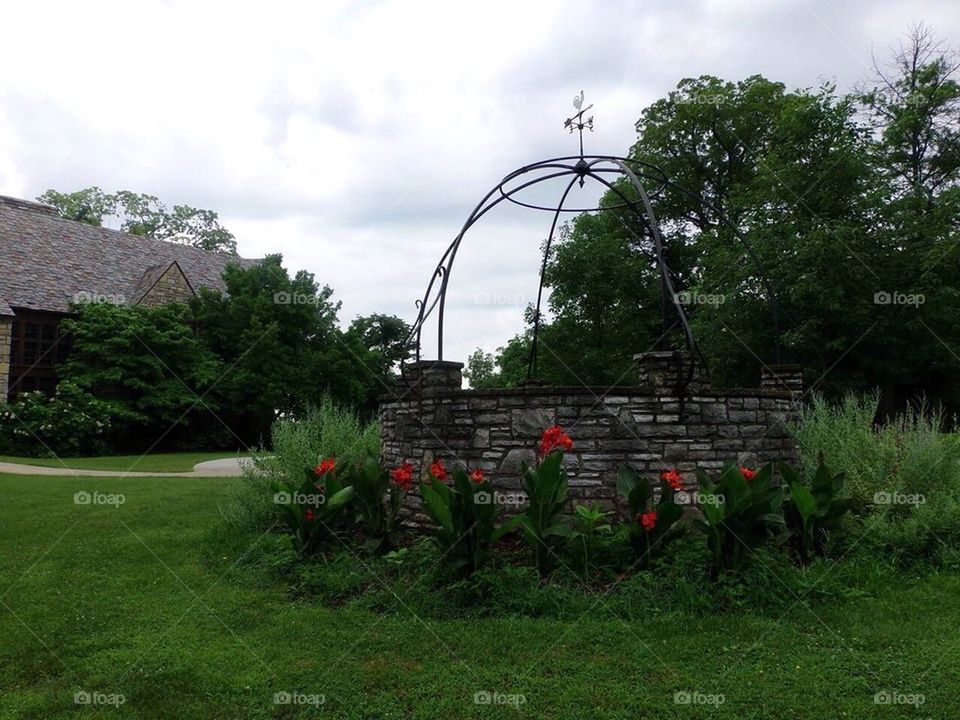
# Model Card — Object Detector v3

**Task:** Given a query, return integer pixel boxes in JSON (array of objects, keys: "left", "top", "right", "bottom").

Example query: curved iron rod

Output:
[
  {"left": 433, "top": 168, "right": 582, "bottom": 357},
  {"left": 644, "top": 176, "right": 783, "bottom": 363},
  {"left": 527, "top": 173, "right": 582, "bottom": 381},
  {"left": 402, "top": 153, "right": 782, "bottom": 373},
  {"left": 571, "top": 160, "right": 781, "bottom": 365},
  {"left": 588, "top": 166, "right": 707, "bottom": 375},
  {"left": 406, "top": 165, "right": 582, "bottom": 343}
]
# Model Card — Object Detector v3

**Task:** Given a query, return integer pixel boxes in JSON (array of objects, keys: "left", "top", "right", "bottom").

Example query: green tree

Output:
[
  {"left": 863, "top": 23, "right": 960, "bottom": 200},
  {"left": 464, "top": 348, "right": 499, "bottom": 388},
  {"left": 189, "top": 255, "right": 343, "bottom": 443},
  {"left": 860, "top": 24, "right": 960, "bottom": 413},
  {"left": 499, "top": 75, "right": 879, "bottom": 391},
  {"left": 345, "top": 314, "right": 411, "bottom": 374},
  {"left": 344, "top": 313, "right": 412, "bottom": 410},
  {"left": 190, "top": 256, "right": 397, "bottom": 442},
  {"left": 492, "top": 39, "right": 960, "bottom": 414},
  {"left": 36, "top": 187, "right": 116, "bottom": 226},
  {"left": 58, "top": 302, "right": 224, "bottom": 452},
  {"left": 37, "top": 187, "right": 238, "bottom": 254}
]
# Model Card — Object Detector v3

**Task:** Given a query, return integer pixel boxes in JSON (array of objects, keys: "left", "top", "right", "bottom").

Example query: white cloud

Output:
[{"left": 0, "top": 0, "right": 957, "bottom": 365}]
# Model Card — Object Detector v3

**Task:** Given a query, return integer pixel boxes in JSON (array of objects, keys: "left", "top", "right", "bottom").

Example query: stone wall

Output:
[
  {"left": 379, "top": 352, "right": 802, "bottom": 519},
  {"left": 138, "top": 262, "right": 195, "bottom": 307},
  {"left": 0, "top": 316, "right": 11, "bottom": 401}
]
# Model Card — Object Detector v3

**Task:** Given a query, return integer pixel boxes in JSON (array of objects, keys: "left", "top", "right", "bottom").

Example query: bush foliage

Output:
[{"left": 0, "top": 382, "right": 112, "bottom": 457}]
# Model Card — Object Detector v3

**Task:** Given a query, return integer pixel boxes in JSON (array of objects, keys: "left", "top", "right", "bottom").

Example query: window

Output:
[{"left": 8, "top": 311, "right": 68, "bottom": 401}]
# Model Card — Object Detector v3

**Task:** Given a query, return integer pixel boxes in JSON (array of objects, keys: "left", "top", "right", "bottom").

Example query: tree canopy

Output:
[
  {"left": 471, "top": 26, "right": 960, "bottom": 416},
  {"left": 53, "top": 256, "right": 409, "bottom": 452},
  {"left": 36, "top": 187, "right": 238, "bottom": 254}
]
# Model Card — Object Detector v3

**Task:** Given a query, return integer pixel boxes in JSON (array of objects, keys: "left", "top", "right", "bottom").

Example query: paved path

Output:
[{"left": 0, "top": 456, "right": 251, "bottom": 477}]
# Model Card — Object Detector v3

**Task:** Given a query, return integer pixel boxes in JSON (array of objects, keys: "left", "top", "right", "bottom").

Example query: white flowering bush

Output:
[{"left": 0, "top": 382, "right": 112, "bottom": 457}]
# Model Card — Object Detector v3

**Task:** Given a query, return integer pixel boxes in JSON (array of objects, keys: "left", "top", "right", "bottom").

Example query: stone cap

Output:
[
  {"left": 378, "top": 383, "right": 796, "bottom": 403},
  {"left": 399, "top": 360, "right": 464, "bottom": 395},
  {"left": 404, "top": 360, "right": 465, "bottom": 371},
  {"left": 633, "top": 349, "right": 707, "bottom": 393}
]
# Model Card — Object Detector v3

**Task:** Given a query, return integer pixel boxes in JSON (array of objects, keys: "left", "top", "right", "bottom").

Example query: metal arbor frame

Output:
[{"left": 404, "top": 152, "right": 780, "bottom": 393}]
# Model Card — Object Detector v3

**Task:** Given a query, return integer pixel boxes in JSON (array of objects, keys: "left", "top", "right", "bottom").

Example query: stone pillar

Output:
[
  {"left": 400, "top": 360, "right": 463, "bottom": 396},
  {"left": 761, "top": 364, "right": 804, "bottom": 399},
  {"left": 634, "top": 350, "right": 706, "bottom": 394},
  {"left": 0, "top": 316, "right": 12, "bottom": 402}
]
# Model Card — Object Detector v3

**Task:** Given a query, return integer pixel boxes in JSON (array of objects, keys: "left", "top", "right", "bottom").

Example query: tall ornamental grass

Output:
[
  {"left": 793, "top": 392, "right": 960, "bottom": 502},
  {"left": 224, "top": 397, "right": 379, "bottom": 534},
  {"left": 252, "top": 397, "right": 379, "bottom": 489},
  {"left": 793, "top": 392, "right": 960, "bottom": 565}
]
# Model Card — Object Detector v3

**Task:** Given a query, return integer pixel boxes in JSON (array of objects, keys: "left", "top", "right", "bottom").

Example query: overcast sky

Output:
[{"left": 1, "top": 0, "right": 958, "bottom": 363}]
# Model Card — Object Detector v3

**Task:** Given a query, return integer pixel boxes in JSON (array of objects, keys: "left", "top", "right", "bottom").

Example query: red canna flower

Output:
[
  {"left": 314, "top": 457, "right": 336, "bottom": 477},
  {"left": 661, "top": 468, "right": 683, "bottom": 491},
  {"left": 639, "top": 511, "right": 657, "bottom": 533},
  {"left": 469, "top": 468, "right": 485, "bottom": 484},
  {"left": 390, "top": 462, "right": 414, "bottom": 491},
  {"left": 740, "top": 466, "right": 757, "bottom": 482},
  {"left": 429, "top": 458, "right": 449, "bottom": 482},
  {"left": 304, "top": 508, "right": 315, "bottom": 522},
  {"left": 538, "top": 425, "right": 574, "bottom": 456}
]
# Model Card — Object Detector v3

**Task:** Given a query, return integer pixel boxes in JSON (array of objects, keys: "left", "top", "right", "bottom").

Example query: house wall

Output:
[
  {"left": 379, "top": 352, "right": 802, "bottom": 521},
  {"left": 0, "top": 316, "right": 11, "bottom": 400},
  {"left": 138, "top": 264, "right": 195, "bottom": 307}
]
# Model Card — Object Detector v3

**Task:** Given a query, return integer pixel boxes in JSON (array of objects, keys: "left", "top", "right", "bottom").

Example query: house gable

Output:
[{"left": 135, "top": 261, "right": 196, "bottom": 308}]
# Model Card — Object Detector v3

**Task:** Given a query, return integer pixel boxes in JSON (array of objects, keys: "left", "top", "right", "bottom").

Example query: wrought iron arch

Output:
[{"left": 404, "top": 100, "right": 780, "bottom": 393}]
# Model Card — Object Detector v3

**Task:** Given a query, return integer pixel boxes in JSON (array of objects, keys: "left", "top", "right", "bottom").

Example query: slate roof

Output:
[{"left": 0, "top": 195, "right": 259, "bottom": 316}]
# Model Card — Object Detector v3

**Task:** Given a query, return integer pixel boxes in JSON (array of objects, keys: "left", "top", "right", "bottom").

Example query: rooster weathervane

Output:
[{"left": 564, "top": 90, "right": 594, "bottom": 159}]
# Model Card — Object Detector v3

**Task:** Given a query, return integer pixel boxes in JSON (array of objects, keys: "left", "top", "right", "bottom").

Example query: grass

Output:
[
  {"left": 0, "top": 451, "right": 250, "bottom": 473},
  {"left": 1, "top": 473, "right": 958, "bottom": 719}
]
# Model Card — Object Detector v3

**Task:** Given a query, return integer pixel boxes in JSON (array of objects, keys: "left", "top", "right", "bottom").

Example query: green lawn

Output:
[
  {"left": 0, "top": 451, "right": 250, "bottom": 473},
  {"left": 0, "top": 473, "right": 957, "bottom": 719}
]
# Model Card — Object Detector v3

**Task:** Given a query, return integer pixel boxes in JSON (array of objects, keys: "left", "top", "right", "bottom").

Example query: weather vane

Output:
[{"left": 564, "top": 90, "right": 594, "bottom": 160}]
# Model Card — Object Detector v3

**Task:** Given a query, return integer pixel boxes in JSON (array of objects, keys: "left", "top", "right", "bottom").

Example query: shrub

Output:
[
  {"left": 0, "top": 382, "right": 111, "bottom": 457},
  {"left": 794, "top": 392, "right": 960, "bottom": 567},
  {"left": 272, "top": 460, "right": 355, "bottom": 556},
  {"left": 344, "top": 454, "right": 408, "bottom": 552},
  {"left": 516, "top": 426, "right": 575, "bottom": 578},
  {"left": 420, "top": 462, "right": 518, "bottom": 578},
  {"left": 58, "top": 301, "right": 223, "bottom": 452},
  {"left": 694, "top": 462, "right": 784, "bottom": 576},
  {"left": 617, "top": 465, "right": 685, "bottom": 567},
  {"left": 780, "top": 460, "right": 853, "bottom": 562}
]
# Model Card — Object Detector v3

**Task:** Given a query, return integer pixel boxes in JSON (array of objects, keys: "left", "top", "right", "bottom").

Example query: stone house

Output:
[{"left": 0, "top": 194, "right": 258, "bottom": 401}]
